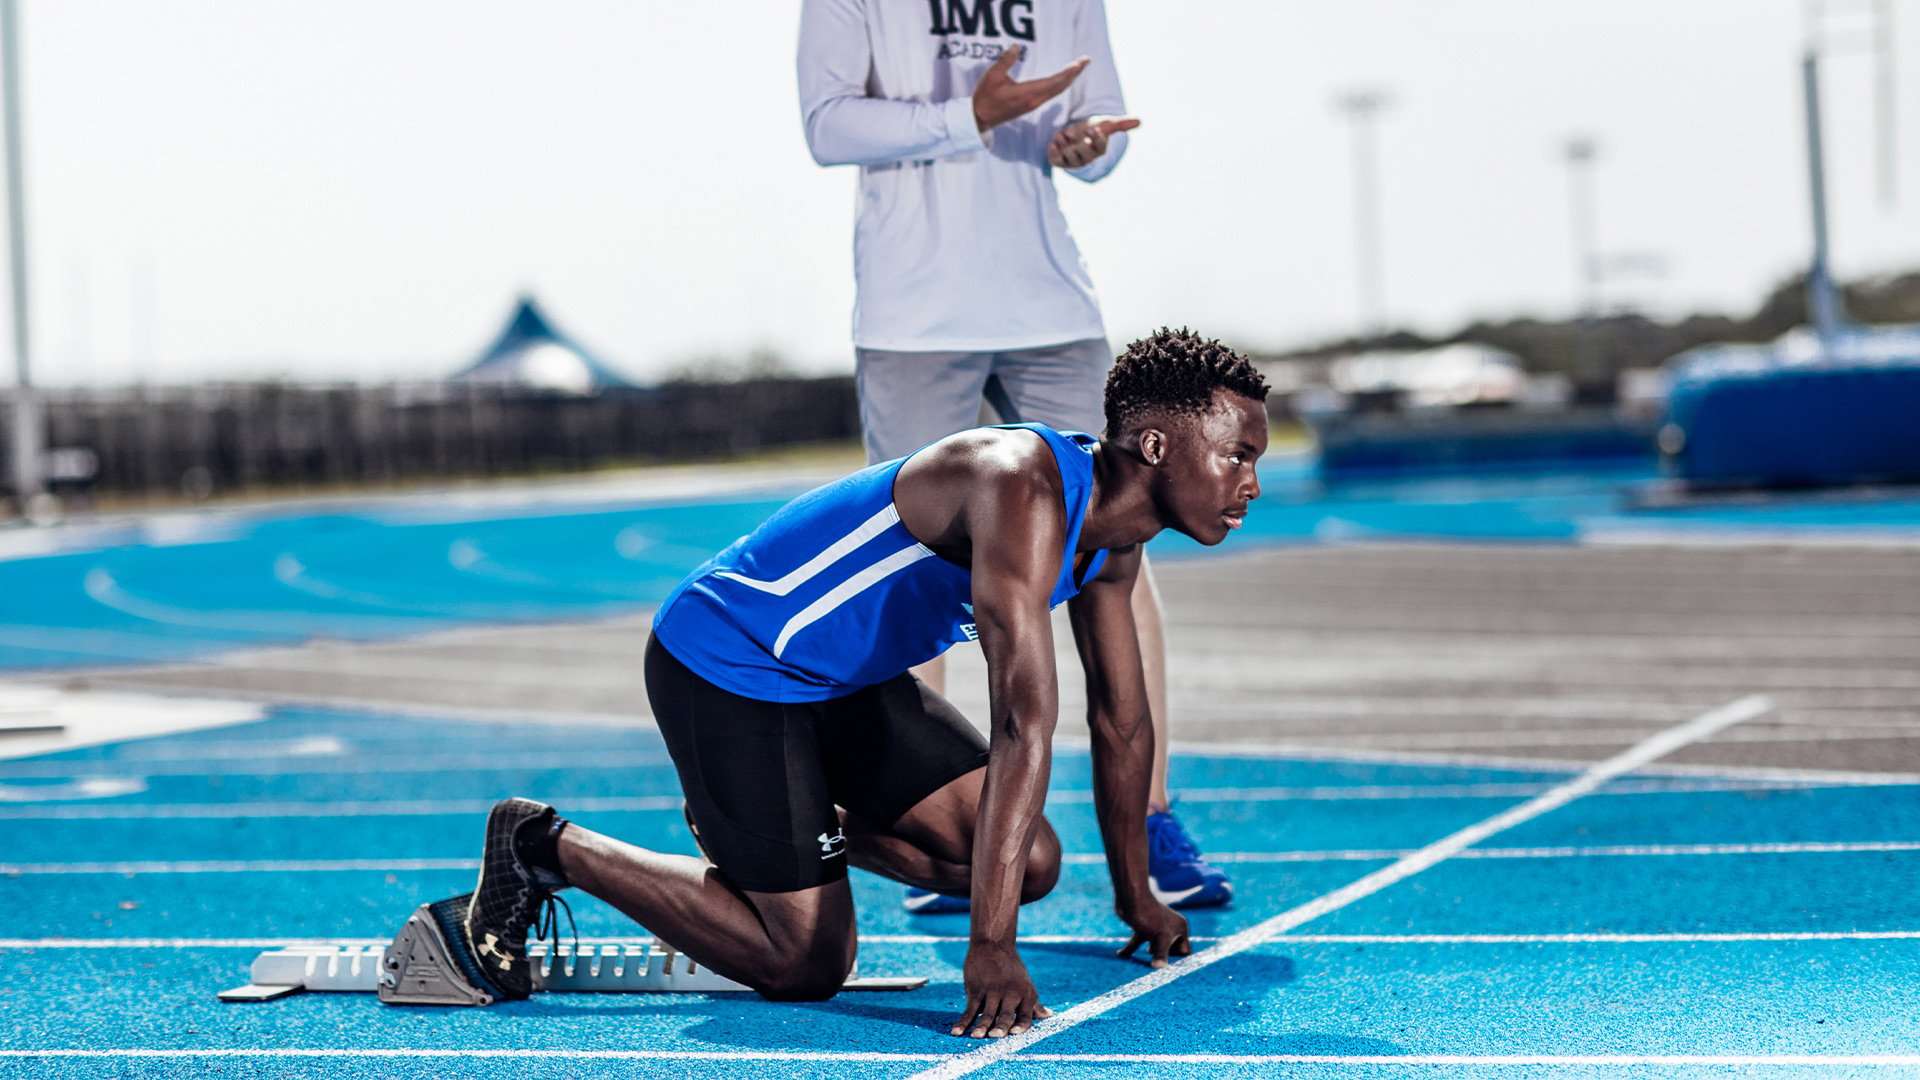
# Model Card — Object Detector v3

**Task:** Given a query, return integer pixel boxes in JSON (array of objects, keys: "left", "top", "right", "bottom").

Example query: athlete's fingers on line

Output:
[
  {"left": 1117, "top": 931, "right": 1146, "bottom": 958},
  {"left": 971, "top": 995, "right": 1003, "bottom": 1038},
  {"left": 1173, "top": 933, "right": 1193, "bottom": 957},
  {"left": 951, "top": 996, "right": 985, "bottom": 1036},
  {"left": 990, "top": 1001, "right": 1020, "bottom": 1038}
]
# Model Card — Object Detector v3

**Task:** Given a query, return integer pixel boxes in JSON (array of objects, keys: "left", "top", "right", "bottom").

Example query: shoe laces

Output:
[
  {"left": 1149, "top": 812, "right": 1201, "bottom": 865},
  {"left": 532, "top": 891, "right": 578, "bottom": 957}
]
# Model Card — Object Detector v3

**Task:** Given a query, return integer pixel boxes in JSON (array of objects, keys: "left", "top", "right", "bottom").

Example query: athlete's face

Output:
[{"left": 1154, "top": 391, "right": 1268, "bottom": 545}]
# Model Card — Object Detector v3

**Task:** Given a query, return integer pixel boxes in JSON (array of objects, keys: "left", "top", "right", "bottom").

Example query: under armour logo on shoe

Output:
[
  {"left": 477, "top": 932, "right": 512, "bottom": 971},
  {"left": 817, "top": 829, "right": 845, "bottom": 859}
]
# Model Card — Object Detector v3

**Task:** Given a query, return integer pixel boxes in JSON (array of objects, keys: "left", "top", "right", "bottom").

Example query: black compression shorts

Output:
[{"left": 644, "top": 635, "right": 991, "bottom": 894}]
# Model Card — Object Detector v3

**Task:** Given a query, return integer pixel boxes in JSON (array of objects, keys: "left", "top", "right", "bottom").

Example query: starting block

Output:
[{"left": 219, "top": 892, "right": 925, "bottom": 1004}]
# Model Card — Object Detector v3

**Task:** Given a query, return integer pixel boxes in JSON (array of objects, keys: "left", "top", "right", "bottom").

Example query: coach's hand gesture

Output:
[
  {"left": 973, "top": 44, "right": 1090, "bottom": 132},
  {"left": 953, "top": 943, "right": 1052, "bottom": 1038},
  {"left": 1117, "top": 900, "right": 1191, "bottom": 969},
  {"left": 1048, "top": 115, "right": 1139, "bottom": 169}
]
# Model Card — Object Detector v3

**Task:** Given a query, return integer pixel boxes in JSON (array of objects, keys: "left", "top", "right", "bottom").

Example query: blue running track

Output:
[
  {"left": 0, "top": 707, "right": 1916, "bottom": 1077},
  {"left": 1, "top": 464, "right": 1918, "bottom": 1075}
]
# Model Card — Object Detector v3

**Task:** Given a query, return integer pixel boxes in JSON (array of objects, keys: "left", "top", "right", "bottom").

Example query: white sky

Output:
[{"left": 17, "top": 0, "right": 1920, "bottom": 386}]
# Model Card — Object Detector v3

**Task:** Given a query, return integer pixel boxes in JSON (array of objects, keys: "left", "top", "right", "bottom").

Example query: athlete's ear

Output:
[{"left": 1139, "top": 427, "right": 1167, "bottom": 466}]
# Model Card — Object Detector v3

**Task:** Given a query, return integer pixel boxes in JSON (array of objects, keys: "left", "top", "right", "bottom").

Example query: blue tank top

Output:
[{"left": 652, "top": 424, "right": 1110, "bottom": 702}]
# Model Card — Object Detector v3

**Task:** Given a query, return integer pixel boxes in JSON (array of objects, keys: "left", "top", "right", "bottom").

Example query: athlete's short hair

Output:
[{"left": 1103, "top": 328, "right": 1269, "bottom": 435}]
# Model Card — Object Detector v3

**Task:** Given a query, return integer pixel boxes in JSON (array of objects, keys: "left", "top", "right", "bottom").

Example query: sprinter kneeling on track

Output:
[{"left": 463, "top": 329, "right": 1268, "bottom": 1038}]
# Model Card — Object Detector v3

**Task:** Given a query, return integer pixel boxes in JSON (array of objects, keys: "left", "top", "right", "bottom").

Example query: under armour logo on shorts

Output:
[{"left": 817, "top": 829, "right": 846, "bottom": 859}]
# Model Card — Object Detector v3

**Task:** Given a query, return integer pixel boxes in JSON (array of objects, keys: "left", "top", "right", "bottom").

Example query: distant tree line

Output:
[
  {"left": 1, "top": 375, "right": 860, "bottom": 504},
  {"left": 1255, "top": 269, "right": 1920, "bottom": 402}
]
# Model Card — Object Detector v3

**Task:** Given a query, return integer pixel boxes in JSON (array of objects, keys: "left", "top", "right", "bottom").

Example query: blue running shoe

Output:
[
  {"left": 903, "top": 886, "right": 971, "bottom": 915},
  {"left": 1146, "top": 806, "right": 1232, "bottom": 909}
]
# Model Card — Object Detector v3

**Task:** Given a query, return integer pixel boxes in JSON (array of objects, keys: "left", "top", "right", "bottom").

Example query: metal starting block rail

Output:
[{"left": 219, "top": 893, "right": 925, "bottom": 1004}]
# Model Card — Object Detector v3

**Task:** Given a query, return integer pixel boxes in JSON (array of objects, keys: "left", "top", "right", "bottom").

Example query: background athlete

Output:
[{"left": 461, "top": 331, "right": 1268, "bottom": 1038}]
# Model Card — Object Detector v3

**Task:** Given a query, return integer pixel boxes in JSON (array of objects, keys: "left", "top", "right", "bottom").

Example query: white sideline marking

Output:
[
  {"left": 910, "top": 693, "right": 1775, "bottom": 1080},
  {"left": 6, "top": 929, "right": 1917, "bottom": 950},
  {"left": 6, "top": 1050, "right": 1920, "bottom": 1067},
  {"left": 3, "top": 775, "right": 1901, "bottom": 822},
  {"left": 1064, "top": 840, "right": 1920, "bottom": 865},
  {"left": 0, "top": 795, "right": 686, "bottom": 821},
  {"left": 1147, "top": 737, "right": 1920, "bottom": 788},
  {"left": 13, "top": 837, "right": 1913, "bottom": 876}
]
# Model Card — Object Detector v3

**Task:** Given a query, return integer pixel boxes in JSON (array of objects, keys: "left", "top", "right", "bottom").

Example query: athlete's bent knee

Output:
[
  {"left": 1020, "top": 819, "right": 1063, "bottom": 904},
  {"left": 755, "top": 961, "right": 849, "bottom": 1003}
]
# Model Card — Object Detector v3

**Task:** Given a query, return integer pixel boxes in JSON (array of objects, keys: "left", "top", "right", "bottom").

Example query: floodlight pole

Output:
[
  {"left": 1, "top": 0, "right": 40, "bottom": 510},
  {"left": 1875, "top": 0, "right": 1897, "bottom": 209},
  {"left": 1334, "top": 90, "right": 1391, "bottom": 338},
  {"left": 1802, "top": 49, "right": 1844, "bottom": 346},
  {"left": 1564, "top": 137, "right": 1601, "bottom": 318}
]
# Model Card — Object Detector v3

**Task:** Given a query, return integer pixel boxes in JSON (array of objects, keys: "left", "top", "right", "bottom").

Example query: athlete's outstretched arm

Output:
[
  {"left": 954, "top": 459, "right": 1073, "bottom": 1039},
  {"left": 1065, "top": 545, "right": 1191, "bottom": 966}
]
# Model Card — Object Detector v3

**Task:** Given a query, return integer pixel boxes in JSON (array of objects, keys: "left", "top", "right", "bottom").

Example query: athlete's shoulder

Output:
[{"left": 918, "top": 426, "right": 1062, "bottom": 494}]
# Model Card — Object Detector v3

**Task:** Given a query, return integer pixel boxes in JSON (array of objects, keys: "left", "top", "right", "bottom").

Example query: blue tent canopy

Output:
[{"left": 451, "top": 296, "right": 632, "bottom": 393}]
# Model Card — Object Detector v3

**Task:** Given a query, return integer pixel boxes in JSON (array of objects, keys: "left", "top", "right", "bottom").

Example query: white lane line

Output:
[
  {"left": 1153, "top": 738, "right": 1920, "bottom": 787},
  {"left": 16, "top": 837, "right": 1914, "bottom": 875},
  {"left": 1068, "top": 840, "right": 1920, "bottom": 864},
  {"left": 1047, "top": 777, "right": 1893, "bottom": 803},
  {"left": 0, "top": 795, "right": 686, "bottom": 820},
  {"left": 1268, "top": 725, "right": 1920, "bottom": 752},
  {"left": 0, "top": 752, "right": 671, "bottom": 779},
  {"left": 4, "top": 775, "right": 1900, "bottom": 822},
  {"left": 5, "top": 1050, "right": 1919, "bottom": 1066},
  {"left": 0, "top": 858, "right": 480, "bottom": 874},
  {"left": 0, "top": 1050, "right": 945, "bottom": 1061},
  {"left": 1031, "top": 1054, "right": 1920, "bottom": 1065},
  {"left": 910, "top": 693, "right": 1775, "bottom": 1080},
  {"left": 7, "top": 930, "right": 1917, "bottom": 950}
]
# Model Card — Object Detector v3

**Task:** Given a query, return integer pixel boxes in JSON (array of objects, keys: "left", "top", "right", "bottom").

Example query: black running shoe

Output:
[{"left": 464, "top": 797, "right": 567, "bottom": 1001}]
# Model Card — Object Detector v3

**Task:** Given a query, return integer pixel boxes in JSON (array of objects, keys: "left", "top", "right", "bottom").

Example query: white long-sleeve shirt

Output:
[{"left": 798, "top": 0, "right": 1128, "bottom": 351}]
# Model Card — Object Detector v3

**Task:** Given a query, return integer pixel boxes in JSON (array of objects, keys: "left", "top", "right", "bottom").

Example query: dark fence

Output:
[{"left": 1, "top": 376, "right": 860, "bottom": 501}]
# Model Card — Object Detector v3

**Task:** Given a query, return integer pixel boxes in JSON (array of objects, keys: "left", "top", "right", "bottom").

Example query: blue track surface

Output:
[
  {"left": 1, "top": 706, "right": 1916, "bottom": 1077},
  {"left": 3, "top": 467, "right": 1919, "bottom": 1075},
  {"left": 5, "top": 460, "right": 1920, "bottom": 673}
]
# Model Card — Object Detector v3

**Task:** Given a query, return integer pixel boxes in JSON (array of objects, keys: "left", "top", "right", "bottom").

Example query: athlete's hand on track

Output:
[
  {"left": 1048, "top": 116, "right": 1140, "bottom": 169},
  {"left": 973, "top": 44, "right": 1091, "bottom": 132},
  {"left": 953, "top": 943, "right": 1052, "bottom": 1038},
  {"left": 1116, "top": 901, "right": 1191, "bottom": 968}
]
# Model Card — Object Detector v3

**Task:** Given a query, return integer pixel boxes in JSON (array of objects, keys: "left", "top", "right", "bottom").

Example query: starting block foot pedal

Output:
[{"left": 377, "top": 892, "right": 500, "bottom": 1006}]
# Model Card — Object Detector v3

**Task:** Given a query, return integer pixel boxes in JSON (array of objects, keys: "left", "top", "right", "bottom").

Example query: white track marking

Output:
[
  {"left": 1138, "top": 737, "right": 1920, "bottom": 787},
  {"left": 6, "top": 930, "right": 1917, "bottom": 950},
  {"left": 3, "top": 775, "right": 1901, "bottom": 822},
  {"left": 6, "top": 1050, "right": 1920, "bottom": 1067},
  {"left": 1253, "top": 724, "right": 1920, "bottom": 752},
  {"left": 910, "top": 693, "right": 1775, "bottom": 1080},
  {"left": 15, "top": 837, "right": 1914, "bottom": 875},
  {"left": 0, "top": 795, "right": 685, "bottom": 820}
]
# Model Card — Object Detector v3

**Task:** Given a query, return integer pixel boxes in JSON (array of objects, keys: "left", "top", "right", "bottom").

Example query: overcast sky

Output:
[{"left": 17, "top": 0, "right": 1920, "bottom": 386}]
